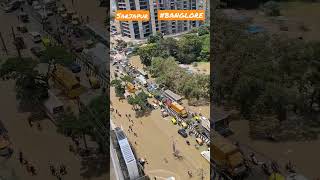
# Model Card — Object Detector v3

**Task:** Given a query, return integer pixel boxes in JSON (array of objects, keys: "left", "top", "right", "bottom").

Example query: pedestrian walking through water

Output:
[
  {"left": 49, "top": 164, "right": 56, "bottom": 176},
  {"left": 30, "top": 165, "right": 36, "bottom": 175},
  {"left": 19, "top": 151, "right": 23, "bottom": 164}
]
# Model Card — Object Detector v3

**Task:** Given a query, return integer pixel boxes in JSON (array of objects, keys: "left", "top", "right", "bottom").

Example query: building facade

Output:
[{"left": 115, "top": 0, "right": 206, "bottom": 39}]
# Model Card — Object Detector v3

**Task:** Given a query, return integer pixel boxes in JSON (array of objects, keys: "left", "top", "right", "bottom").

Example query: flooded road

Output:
[
  {"left": 230, "top": 120, "right": 320, "bottom": 179},
  {"left": 110, "top": 86, "right": 210, "bottom": 180}
]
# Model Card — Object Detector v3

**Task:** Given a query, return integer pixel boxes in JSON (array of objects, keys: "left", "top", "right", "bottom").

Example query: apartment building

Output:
[{"left": 115, "top": 0, "right": 205, "bottom": 39}]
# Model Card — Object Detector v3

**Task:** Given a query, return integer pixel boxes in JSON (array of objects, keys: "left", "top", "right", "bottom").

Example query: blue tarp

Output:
[{"left": 247, "top": 25, "right": 265, "bottom": 34}]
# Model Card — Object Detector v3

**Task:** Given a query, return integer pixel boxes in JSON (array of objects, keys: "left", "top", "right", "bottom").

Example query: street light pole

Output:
[
  {"left": 0, "top": 32, "right": 8, "bottom": 55},
  {"left": 11, "top": 26, "right": 22, "bottom": 59}
]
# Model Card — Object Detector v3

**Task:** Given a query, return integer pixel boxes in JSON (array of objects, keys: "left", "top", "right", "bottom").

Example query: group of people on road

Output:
[
  {"left": 247, "top": 151, "right": 297, "bottom": 176},
  {"left": 49, "top": 163, "right": 67, "bottom": 180},
  {"left": 27, "top": 118, "right": 42, "bottom": 131},
  {"left": 18, "top": 151, "right": 37, "bottom": 176},
  {"left": 68, "top": 136, "right": 81, "bottom": 155}
]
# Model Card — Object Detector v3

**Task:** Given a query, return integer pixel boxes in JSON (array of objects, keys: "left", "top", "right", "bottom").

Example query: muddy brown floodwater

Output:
[
  {"left": 110, "top": 86, "right": 210, "bottom": 180},
  {"left": 230, "top": 120, "right": 320, "bottom": 179}
]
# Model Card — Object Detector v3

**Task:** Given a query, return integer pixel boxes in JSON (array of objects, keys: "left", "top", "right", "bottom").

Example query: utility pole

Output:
[
  {"left": 0, "top": 32, "right": 8, "bottom": 55},
  {"left": 11, "top": 26, "right": 22, "bottom": 59}
]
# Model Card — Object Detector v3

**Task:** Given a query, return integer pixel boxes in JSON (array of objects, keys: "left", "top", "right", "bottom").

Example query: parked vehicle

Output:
[
  {"left": 30, "top": 32, "right": 41, "bottom": 43},
  {"left": 51, "top": 65, "right": 84, "bottom": 98},
  {"left": 30, "top": 46, "right": 45, "bottom": 57},
  {"left": 17, "top": 24, "right": 28, "bottom": 33},
  {"left": 178, "top": 129, "right": 188, "bottom": 138},
  {"left": 43, "top": 90, "right": 64, "bottom": 119},
  {"left": 171, "top": 118, "right": 177, "bottom": 125},
  {"left": 19, "top": 12, "right": 29, "bottom": 22},
  {"left": 69, "top": 63, "right": 81, "bottom": 73},
  {"left": 212, "top": 132, "right": 247, "bottom": 177},
  {"left": 166, "top": 101, "right": 188, "bottom": 118}
]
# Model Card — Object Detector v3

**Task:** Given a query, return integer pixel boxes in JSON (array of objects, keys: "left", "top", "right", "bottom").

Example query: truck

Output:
[
  {"left": 169, "top": 101, "right": 188, "bottom": 118},
  {"left": 43, "top": 90, "right": 64, "bottom": 119},
  {"left": 212, "top": 132, "right": 247, "bottom": 177},
  {"left": 51, "top": 65, "right": 85, "bottom": 98}
]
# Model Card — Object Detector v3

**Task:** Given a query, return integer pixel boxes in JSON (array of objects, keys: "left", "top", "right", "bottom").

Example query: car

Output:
[
  {"left": 69, "top": 63, "right": 81, "bottom": 73},
  {"left": 178, "top": 129, "right": 188, "bottom": 138},
  {"left": 30, "top": 46, "right": 44, "bottom": 57}
]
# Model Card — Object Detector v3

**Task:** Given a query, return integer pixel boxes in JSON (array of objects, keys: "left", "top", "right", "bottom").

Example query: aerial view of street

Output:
[
  {"left": 0, "top": 0, "right": 108, "bottom": 180},
  {"left": 110, "top": 0, "right": 210, "bottom": 179},
  {"left": 213, "top": 0, "right": 320, "bottom": 180}
]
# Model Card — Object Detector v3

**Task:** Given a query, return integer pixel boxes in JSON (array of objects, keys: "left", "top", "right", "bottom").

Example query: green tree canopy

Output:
[{"left": 41, "top": 46, "right": 74, "bottom": 67}]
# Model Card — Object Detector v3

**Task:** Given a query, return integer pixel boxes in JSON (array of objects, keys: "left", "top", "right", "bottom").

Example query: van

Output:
[{"left": 30, "top": 32, "right": 41, "bottom": 43}]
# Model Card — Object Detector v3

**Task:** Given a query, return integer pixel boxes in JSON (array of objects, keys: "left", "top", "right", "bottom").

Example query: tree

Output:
[
  {"left": 177, "top": 34, "right": 203, "bottom": 64},
  {"left": 111, "top": 79, "right": 125, "bottom": 98},
  {"left": 128, "top": 91, "right": 149, "bottom": 113},
  {"left": 0, "top": 57, "right": 37, "bottom": 79},
  {"left": 15, "top": 70, "right": 49, "bottom": 108},
  {"left": 121, "top": 75, "right": 134, "bottom": 83},
  {"left": 138, "top": 43, "right": 159, "bottom": 66},
  {"left": 158, "top": 37, "right": 179, "bottom": 58},
  {"left": 197, "top": 26, "right": 209, "bottom": 36},
  {"left": 262, "top": 1, "right": 281, "bottom": 16},
  {"left": 41, "top": 46, "right": 74, "bottom": 67},
  {"left": 57, "top": 111, "right": 93, "bottom": 149},
  {"left": 0, "top": 57, "right": 48, "bottom": 109},
  {"left": 147, "top": 32, "right": 163, "bottom": 43}
]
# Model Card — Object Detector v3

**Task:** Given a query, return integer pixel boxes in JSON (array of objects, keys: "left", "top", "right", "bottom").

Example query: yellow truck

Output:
[
  {"left": 212, "top": 132, "right": 247, "bottom": 177},
  {"left": 51, "top": 65, "right": 85, "bottom": 98},
  {"left": 169, "top": 102, "right": 188, "bottom": 118}
]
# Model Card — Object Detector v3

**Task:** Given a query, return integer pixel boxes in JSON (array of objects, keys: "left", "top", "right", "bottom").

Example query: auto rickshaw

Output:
[
  {"left": 71, "top": 14, "right": 80, "bottom": 25},
  {"left": 41, "top": 36, "right": 51, "bottom": 47},
  {"left": 57, "top": 7, "right": 66, "bottom": 14},
  {"left": 19, "top": 12, "right": 29, "bottom": 23},
  {"left": 17, "top": 24, "right": 28, "bottom": 33},
  {"left": 85, "top": 39, "right": 94, "bottom": 48},
  {"left": 66, "top": 10, "right": 74, "bottom": 19},
  {"left": 61, "top": 13, "right": 68, "bottom": 23},
  {"left": 171, "top": 118, "right": 177, "bottom": 125}
]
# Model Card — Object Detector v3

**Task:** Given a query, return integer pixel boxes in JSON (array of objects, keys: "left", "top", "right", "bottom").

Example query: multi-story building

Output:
[{"left": 115, "top": 0, "right": 206, "bottom": 39}]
